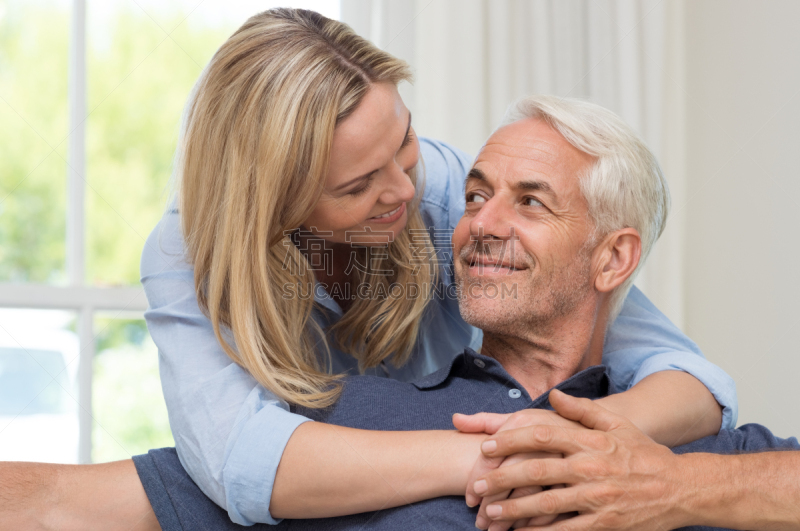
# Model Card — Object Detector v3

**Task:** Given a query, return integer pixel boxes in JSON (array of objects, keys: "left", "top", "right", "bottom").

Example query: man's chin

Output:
[
  {"left": 456, "top": 281, "right": 521, "bottom": 331},
  {"left": 458, "top": 303, "right": 518, "bottom": 336}
]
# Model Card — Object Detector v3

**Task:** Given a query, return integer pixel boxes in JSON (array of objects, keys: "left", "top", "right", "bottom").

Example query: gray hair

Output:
[{"left": 501, "top": 95, "right": 670, "bottom": 321}]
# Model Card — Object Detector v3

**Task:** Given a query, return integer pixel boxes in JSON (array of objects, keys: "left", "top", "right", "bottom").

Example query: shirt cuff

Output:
[
  {"left": 223, "top": 405, "right": 312, "bottom": 525},
  {"left": 627, "top": 351, "right": 738, "bottom": 432}
]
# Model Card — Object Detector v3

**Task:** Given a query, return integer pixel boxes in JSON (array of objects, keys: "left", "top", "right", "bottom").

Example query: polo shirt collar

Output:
[{"left": 412, "top": 347, "right": 611, "bottom": 404}]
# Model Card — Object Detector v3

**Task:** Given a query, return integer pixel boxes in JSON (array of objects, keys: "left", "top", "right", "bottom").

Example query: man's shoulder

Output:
[
  {"left": 293, "top": 374, "right": 416, "bottom": 425},
  {"left": 673, "top": 423, "right": 800, "bottom": 455},
  {"left": 292, "top": 350, "right": 517, "bottom": 431}
]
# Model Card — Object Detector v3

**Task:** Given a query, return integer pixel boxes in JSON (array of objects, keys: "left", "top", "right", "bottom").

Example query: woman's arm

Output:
[
  {"left": 271, "top": 424, "right": 483, "bottom": 518},
  {"left": 601, "top": 285, "right": 736, "bottom": 441},
  {"left": 142, "top": 211, "right": 484, "bottom": 524},
  {"left": 143, "top": 213, "right": 306, "bottom": 526},
  {"left": 595, "top": 370, "right": 722, "bottom": 446},
  {"left": 0, "top": 430, "right": 480, "bottom": 531}
]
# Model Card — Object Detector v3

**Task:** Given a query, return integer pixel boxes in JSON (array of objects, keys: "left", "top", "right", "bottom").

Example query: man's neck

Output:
[{"left": 481, "top": 298, "right": 609, "bottom": 399}]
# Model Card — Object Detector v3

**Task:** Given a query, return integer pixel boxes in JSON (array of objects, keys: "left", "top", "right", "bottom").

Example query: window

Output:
[{"left": 0, "top": 0, "right": 340, "bottom": 463}]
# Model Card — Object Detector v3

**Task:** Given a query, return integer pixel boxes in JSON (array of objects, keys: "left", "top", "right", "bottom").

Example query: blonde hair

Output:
[
  {"left": 502, "top": 96, "right": 669, "bottom": 321},
  {"left": 178, "top": 8, "right": 437, "bottom": 408}
]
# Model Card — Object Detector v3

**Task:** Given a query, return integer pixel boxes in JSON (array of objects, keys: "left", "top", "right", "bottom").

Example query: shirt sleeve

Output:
[
  {"left": 140, "top": 209, "right": 311, "bottom": 526},
  {"left": 603, "top": 286, "right": 738, "bottom": 431}
]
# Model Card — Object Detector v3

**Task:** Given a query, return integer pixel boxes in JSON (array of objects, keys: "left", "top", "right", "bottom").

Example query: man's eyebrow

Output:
[
  {"left": 515, "top": 180, "right": 554, "bottom": 194},
  {"left": 333, "top": 112, "right": 412, "bottom": 193},
  {"left": 464, "top": 168, "right": 486, "bottom": 191},
  {"left": 465, "top": 168, "right": 556, "bottom": 197}
]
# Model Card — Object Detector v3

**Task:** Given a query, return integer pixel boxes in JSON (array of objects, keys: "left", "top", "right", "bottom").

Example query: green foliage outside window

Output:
[
  {"left": 0, "top": 3, "right": 69, "bottom": 283},
  {"left": 85, "top": 4, "right": 232, "bottom": 286},
  {"left": 1, "top": 1, "right": 232, "bottom": 285},
  {"left": 1, "top": 1, "right": 237, "bottom": 462}
]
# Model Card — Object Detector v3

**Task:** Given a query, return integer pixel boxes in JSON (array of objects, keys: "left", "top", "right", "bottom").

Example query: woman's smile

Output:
[{"left": 367, "top": 202, "right": 406, "bottom": 224}]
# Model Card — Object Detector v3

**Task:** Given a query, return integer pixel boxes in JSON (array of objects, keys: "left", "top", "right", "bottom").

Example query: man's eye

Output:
[
  {"left": 524, "top": 197, "right": 543, "bottom": 207},
  {"left": 466, "top": 193, "right": 486, "bottom": 203}
]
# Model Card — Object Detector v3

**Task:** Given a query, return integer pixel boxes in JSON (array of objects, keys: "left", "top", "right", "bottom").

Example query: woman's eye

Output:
[
  {"left": 349, "top": 175, "right": 375, "bottom": 197},
  {"left": 400, "top": 132, "right": 415, "bottom": 149},
  {"left": 524, "top": 197, "right": 543, "bottom": 207},
  {"left": 466, "top": 192, "right": 486, "bottom": 204}
]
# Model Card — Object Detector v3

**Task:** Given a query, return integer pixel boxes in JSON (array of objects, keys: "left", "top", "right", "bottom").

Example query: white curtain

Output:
[{"left": 341, "top": 0, "right": 688, "bottom": 328}]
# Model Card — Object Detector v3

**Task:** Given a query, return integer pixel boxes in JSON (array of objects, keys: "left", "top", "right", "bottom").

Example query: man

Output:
[
  {"left": 2, "top": 96, "right": 798, "bottom": 530},
  {"left": 128, "top": 96, "right": 800, "bottom": 530}
]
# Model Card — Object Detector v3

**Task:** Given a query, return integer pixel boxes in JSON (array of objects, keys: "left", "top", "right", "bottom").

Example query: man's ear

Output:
[{"left": 593, "top": 228, "right": 641, "bottom": 293}]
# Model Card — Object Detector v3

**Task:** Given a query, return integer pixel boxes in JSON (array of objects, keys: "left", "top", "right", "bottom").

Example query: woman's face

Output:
[{"left": 301, "top": 82, "right": 419, "bottom": 245}]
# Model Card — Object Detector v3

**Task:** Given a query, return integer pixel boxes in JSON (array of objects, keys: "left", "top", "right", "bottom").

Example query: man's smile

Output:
[{"left": 466, "top": 254, "right": 529, "bottom": 275}]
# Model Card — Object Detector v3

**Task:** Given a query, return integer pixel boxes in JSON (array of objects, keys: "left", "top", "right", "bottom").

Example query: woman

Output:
[{"left": 141, "top": 7, "right": 735, "bottom": 526}]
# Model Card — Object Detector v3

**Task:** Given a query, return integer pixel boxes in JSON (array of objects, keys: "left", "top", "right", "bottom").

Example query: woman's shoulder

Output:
[
  {"left": 419, "top": 137, "right": 473, "bottom": 177},
  {"left": 418, "top": 137, "right": 473, "bottom": 208},
  {"left": 417, "top": 137, "right": 473, "bottom": 235},
  {"left": 140, "top": 206, "right": 191, "bottom": 277}
]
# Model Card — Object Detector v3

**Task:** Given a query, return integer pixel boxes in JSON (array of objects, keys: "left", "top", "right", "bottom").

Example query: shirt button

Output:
[
  {"left": 474, "top": 359, "right": 486, "bottom": 369},
  {"left": 508, "top": 388, "right": 522, "bottom": 399}
]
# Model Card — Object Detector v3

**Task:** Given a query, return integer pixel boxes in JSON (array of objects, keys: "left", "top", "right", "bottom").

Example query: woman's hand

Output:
[
  {"left": 470, "top": 452, "right": 547, "bottom": 530},
  {"left": 452, "top": 408, "right": 582, "bottom": 529},
  {"left": 471, "top": 453, "right": 566, "bottom": 531}
]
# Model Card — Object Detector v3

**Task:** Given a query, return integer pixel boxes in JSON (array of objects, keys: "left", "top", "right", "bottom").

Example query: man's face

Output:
[{"left": 452, "top": 118, "right": 598, "bottom": 334}]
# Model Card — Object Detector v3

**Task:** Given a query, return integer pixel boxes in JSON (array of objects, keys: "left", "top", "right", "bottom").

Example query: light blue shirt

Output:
[{"left": 141, "top": 138, "right": 738, "bottom": 526}]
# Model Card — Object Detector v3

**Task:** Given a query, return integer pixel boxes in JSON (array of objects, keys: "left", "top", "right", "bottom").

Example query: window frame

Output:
[
  {"left": 2, "top": 0, "right": 342, "bottom": 464},
  {"left": 0, "top": 0, "right": 148, "bottom": 464}
]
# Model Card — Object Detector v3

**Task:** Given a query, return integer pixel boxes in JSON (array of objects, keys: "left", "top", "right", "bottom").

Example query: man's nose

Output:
[{"left": 469, "top": 196, "right": 515, "bottom": 242}]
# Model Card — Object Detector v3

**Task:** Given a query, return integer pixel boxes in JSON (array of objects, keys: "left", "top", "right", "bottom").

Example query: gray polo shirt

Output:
[{"left": 134, "top": 349, "right": 799, "bottom": 531}]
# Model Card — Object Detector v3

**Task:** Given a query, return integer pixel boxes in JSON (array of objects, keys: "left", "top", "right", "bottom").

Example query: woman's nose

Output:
[{"left": 379, "top": 165, "right": 416, "bottom": 204}]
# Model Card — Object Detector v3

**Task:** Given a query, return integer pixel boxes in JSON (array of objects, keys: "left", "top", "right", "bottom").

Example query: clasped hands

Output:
[{"left": 452, "top": 390, "right": 684, "bottom": 531}]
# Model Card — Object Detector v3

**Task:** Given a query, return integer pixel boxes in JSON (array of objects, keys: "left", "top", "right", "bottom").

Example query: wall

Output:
[
  {"left": 342, "top": 0, "right": 800, "bottom": 436},
  {"left": 684, "top": 0, "right": 800, "bottom": 436}
]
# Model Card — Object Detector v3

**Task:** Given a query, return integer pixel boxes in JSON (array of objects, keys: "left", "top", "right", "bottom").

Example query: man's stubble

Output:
[{"left": 455, "top": 241, "right": 594, "bottom": 339}]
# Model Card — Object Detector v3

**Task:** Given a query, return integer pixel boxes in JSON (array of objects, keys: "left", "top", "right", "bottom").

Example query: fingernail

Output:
[
  {"left": 475, "top": 516, "right": 488, "bottom": 529},
  {"left": 473, "top": 479, "right": 488, "bottom": 495},
  {"left": 486, "top": 504, "right": 502, "bottom": 518},
  {"left": 466, "top": 495, "right": 477, "bottom": 507},
  {"left": 481, "top": 440, "right": 497, "bottom": 454}
]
